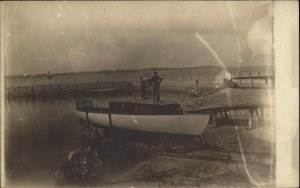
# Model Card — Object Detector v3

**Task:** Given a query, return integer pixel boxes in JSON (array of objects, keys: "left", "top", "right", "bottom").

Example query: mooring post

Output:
[
  {"left": 108, "top": 108, "right": 114, "bottom": 142},
  {"left": 76, "top": 83, "right": 79, "bottom": 99},
  {"left": 42, "top": 85, "right": 46, "bottom": 104},
  {"left": 32, "top": 86, "right": 35, "bottom": 104},
  {"left": 250, "top": 72, "right": 254, "bottom": 88},
  {"left": 260, "top": 108, "right": 264, "bottom": 121},
  {"left": 218, "top": 112, "right": 224, "bottom": 118},
  {"left": 50, "top": 85, "right": 54, "bottom": 104},
  {"left": 80, "top": 120, "right": 86, "bottom": 132},
  {"left": 201, "top": 135, "right": 209, "bottom": 146},
  {"left": 25, "top": 87, "right": 28, "bottom": 103},
  {"left": 254, "top": 108, "right": 262, "bottom": 126},
  {"left": 212, "top": 112, "right": 217, "bottom": 128},
  {"left": 196, "top": 79, "right": 199, "bottom": 93},
  {"left": 248, "top": 109, "right": 254, "bottom": 130},
  {"left": 95, "top": 127, "right": 99, "bottom": 138},
  {"left": 224, "top": 111, "right": 229, "bottom": 120},
  {"left": 17, "top": 87, "right": 21, "bottom": 105}
]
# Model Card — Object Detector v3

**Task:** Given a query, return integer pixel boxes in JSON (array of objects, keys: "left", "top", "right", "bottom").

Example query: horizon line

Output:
[{"left": 5, "top": 64, "right": 273, "bottom": 78}]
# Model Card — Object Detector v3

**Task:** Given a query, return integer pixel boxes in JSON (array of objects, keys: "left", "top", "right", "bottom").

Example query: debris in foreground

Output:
[{"left": 54, "top": 137, "right": 102, "bottom": 185}]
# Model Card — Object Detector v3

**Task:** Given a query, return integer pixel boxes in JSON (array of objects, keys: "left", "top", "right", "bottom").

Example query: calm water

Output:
[
  {"left": 6, "top": 66, "right": 272, "bottom": 88},
  {"left": 5, "top": 92, "right": 189, "bottom": 187}
]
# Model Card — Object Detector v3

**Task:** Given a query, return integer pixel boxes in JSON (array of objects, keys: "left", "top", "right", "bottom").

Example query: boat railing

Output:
[
  {"left": 75, "top": 100, "right": 110, "bottom": 113},
  {"left": 76, "top": 100, "right": 96, "bottom": 108}
]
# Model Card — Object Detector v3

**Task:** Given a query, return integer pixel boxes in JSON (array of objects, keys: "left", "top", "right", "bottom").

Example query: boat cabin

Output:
[
  {"left": 76, "top": 100, "right": 183, "bottom": 115},
  {"left": 109, "top": 100, "right": 182, "bottom": 115}
]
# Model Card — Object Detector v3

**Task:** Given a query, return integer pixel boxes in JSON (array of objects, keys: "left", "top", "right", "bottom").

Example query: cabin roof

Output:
[{"left": 110, "top": 99, "right": 179, "bottom": 106}]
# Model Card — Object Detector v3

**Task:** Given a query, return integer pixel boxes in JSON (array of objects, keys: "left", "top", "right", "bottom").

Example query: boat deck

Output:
[{"left": 76, "top": 99, "right": 183, "bottom": 115}]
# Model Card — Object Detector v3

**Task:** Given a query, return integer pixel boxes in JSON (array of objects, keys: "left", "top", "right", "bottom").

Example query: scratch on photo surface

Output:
[
  {"left": 58, "top": 0, "right": 66, "bottom": 10},
  {"left": 227, "top": 1, "right": 242, "bottom": 63},
  {"left": 195, "top": 22, "right": 270, "bottom": 186},
  {"left": 81, "top": 15, "right": 89, "bottom": 37},
  {"left": 194, "top": 32, "right": 229, "bottom": 74},
  {"left": 194, "top": 31, "right": 232, "bottom": 107},
  {"left": 84, "top": 21, "right": 89, "bottom": 37},
  {"left": 131, "top": 116, "right": 138, "bottom": 124},
  {"left": 57, "top": 1, "right": 65, "bottom": 18},
  {"left": 235, "top": 126, "right": 271, "bottom": 187},
  {"left": 266, "top": 46, "right": 275, "bottom": 182},
  {"left": 101, "top": 9, "right": 107, "bottom": 20},
  {"left": 1, "top": 3, "right": 6, "bottom": 185}
]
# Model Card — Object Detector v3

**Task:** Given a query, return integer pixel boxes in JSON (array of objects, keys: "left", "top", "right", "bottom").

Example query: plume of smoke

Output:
[{"left": 247, "top": 8, "right": 273, "bottom": 64}]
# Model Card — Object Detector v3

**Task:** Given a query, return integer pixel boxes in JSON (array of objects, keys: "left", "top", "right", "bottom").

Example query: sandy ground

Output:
[
  {"left": 96, "top": 121, "right": 275, "bottom": 187},
  {"left": 102, "top": 156, "right": 272, "bottom": 188}
]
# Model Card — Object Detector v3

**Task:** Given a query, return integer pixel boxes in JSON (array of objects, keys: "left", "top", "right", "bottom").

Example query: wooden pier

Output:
[
  {"left": 157, "top": 70, "right": 273, "bottom": 88},
  {"left": 230, "top": 71, "right": 274, "bottom": 88},
  {"left": 6, "top": 81, "right": 134, "bottom": 99}
]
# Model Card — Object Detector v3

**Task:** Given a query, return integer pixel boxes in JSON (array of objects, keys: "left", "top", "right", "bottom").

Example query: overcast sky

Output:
[{"left": 4, "top": 1, "right": 273, "bottom": 75}]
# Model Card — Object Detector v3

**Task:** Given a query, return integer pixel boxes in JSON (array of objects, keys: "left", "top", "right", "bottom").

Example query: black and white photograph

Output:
[{"left": 0, "top": 1, "right": 298, "bottom": 187}]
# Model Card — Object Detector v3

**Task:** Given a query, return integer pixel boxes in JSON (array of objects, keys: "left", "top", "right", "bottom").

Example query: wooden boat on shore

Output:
[{"left": 74, "top": 100, "right": 210, "bottom": 136}]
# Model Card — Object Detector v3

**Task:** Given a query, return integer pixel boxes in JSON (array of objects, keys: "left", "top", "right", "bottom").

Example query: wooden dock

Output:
[
  {"left": 230, "top": 71, "right": 274, "bottom": 88},
  {"left": 6, "top": 81, "right": 134, "bottom": 99},
  {"left": 157, "top": 70, "right": 273, "bottom": 88}
]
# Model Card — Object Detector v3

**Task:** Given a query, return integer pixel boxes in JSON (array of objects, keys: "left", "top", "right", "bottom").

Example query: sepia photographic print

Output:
[{"left": 0, "top": 1, "right": 298, "bottom": 187}]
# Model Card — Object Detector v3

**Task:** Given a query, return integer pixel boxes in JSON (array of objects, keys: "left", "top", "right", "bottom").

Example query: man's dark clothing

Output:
[
  {"left": 141, "top": 80, "right": 148, "bottom": 99},
  {"left": 150, "top": 75, "right": 162, "bottom": 102}
]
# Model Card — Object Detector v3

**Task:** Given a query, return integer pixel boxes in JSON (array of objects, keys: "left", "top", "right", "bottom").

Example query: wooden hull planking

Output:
[{"left": 74, "top": 111, "right": 210, "bottom": 136}]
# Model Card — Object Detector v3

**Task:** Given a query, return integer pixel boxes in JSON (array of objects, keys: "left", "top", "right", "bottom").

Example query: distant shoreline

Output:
[{"left": 5, "top": 65, "right": 272, "bottom": 79}]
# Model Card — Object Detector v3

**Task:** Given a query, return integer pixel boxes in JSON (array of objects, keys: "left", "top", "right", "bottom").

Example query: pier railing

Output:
[
  {"left": 154, "top": 70, "right": 274, "bottom": 88},
  {"left": 6, "top": 81, "right": 134, "bottom": 98},
  {"left": 76, "top": 100, "right": 95, "bottom": 108},
  {"left": 230, "top": 71, "right": 274, "bottom": 86}
]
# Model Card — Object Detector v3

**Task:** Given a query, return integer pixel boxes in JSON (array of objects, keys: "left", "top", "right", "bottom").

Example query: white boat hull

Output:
[{"left": 74, "top": 111, "right": 210, "bottom": 136}]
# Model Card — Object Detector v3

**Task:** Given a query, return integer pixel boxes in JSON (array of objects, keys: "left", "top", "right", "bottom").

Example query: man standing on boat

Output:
[{"left": 149, "top": 71, "right": 162, "bottom": 103}]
